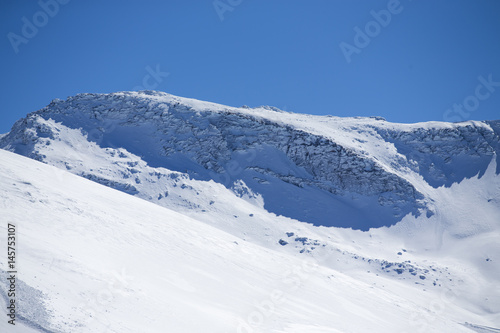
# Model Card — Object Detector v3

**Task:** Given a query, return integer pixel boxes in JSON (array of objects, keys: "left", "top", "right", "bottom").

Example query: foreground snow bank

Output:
[{"left": 0, "top": 149, "right": 491, "bottom": 332}]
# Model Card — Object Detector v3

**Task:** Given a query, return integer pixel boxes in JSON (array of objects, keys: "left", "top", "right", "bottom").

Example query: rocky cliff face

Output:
[
  {"left": 376, "top": 123, "right": 500, "bottom": 188},
  {"left": 1, "top": 91, "right": 498, "bottom": 229}
]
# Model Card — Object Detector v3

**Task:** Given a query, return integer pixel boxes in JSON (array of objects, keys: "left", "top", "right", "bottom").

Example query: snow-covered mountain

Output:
[
  {"left": 1, "top": 91, "right": 499, "bottom": 332},
  {"left": 2, "top": 91, "right": 499, "bottom": 230}
]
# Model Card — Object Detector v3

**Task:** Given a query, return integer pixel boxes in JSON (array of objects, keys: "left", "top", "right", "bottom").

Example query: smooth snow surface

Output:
[{"left": 0, "top": 146, "right": 499, "bottom": 332}]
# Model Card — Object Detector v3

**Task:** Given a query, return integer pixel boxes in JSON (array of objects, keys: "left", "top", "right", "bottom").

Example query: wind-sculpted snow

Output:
[{"left": 1, "top": 91, "right": 499, "bottom": 230}]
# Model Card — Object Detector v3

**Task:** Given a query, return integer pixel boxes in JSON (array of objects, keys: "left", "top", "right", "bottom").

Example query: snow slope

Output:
[{"left": 0, "top": 148, "right": 498, "bottom": 333}]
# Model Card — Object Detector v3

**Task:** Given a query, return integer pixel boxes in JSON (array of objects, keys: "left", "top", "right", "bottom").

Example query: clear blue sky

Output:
[{"left": 1, "top": 0, "right": 499, "bottom": 133}]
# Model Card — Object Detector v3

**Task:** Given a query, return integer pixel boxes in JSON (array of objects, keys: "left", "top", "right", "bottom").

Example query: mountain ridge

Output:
[{"left": 1, "top": 91, "right": 498, "bottom": 230}]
